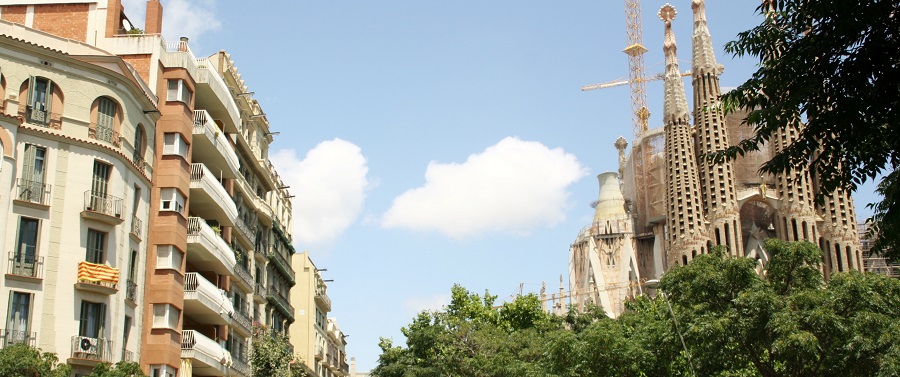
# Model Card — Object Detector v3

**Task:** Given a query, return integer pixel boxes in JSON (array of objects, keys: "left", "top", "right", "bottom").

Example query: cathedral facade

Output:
[{"left": 569, "top": 0, "right": 862, "bottom": 317}]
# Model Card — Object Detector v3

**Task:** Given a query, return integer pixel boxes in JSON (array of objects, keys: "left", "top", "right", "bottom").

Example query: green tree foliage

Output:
[
  {"left": 375, "top": 241, "right": 900, "bottom": 376},
  {"left": 86, "top": 361, "right": 146, "bottom": 377},
  {"left": 250, "top": 325, "right": 308, "bottom": 377},
  {"left": 717, "top": 0, "right": 900, "bottom": 258},
  {"left": 0, "top": 344, "right": 71, "bottom": 377}
]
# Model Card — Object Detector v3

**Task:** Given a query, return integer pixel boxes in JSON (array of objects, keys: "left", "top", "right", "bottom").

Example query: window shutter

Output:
[
  {"left": 27, "top": 76, "right": 35, "bottom": 108},
  {"left": 44, "top": 80, "right": 53, "bottom": 113},
  {"left": 22, "top": 144, "right": 36, "bottom": 184},
  {"left": 79, "top": 301, "right": 89, "bottom": 336},
  {"left": 5, "top": 292, "right": 13, "bottom": 331},
  {"left": 99, "top": 303, "right": 107, "bottom": 337}
]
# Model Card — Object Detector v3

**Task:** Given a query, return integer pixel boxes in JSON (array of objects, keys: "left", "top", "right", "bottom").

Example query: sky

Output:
[{"left": 123, "top": 0, "right": 882, "bottom": 370}]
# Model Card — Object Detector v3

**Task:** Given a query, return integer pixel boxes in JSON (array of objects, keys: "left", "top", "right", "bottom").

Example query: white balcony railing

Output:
[
  {"left": 187, "top": 217, "right": 237, "bottom": 275},
  {"left": 185, "top": 272, "right": 234, "bottom": 319},
  {"left": 181, "top": 330, "right": 231, "bottom": 373},
  {"left": 195, "top": 60, "right": 241, "bottom": 132},
  {"left": 190, "top": 163, "right": 238, "bottom": 223},
  {"left": 193, "top": 110, "right": 240, "bottom": 175}
]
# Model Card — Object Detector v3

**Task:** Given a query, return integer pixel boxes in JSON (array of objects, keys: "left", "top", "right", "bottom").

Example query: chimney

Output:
[
  {"left": 145, "top": 0, "right": 163, "bottom": 35},
  {"left": 105, "top": 0, "right": 123, "bottom": 37}
]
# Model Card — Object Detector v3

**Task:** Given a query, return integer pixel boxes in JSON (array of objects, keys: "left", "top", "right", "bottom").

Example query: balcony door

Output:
[
  {"left": 96, "top": 97, "right": 116, "bottom": 143},
  {"left": 20, "top": 144, "right": 46, "bottom": 202},
  {"left": 5, "top": 292, "right": 32, "bottom": 345},
  {"left": 79, "top": 301, "right": 106, "bottom": 339},
  {"left": 91, "top": 161, "right": 111, "bottom": 213},
  {"left": 27, "top": 76, "right": 52, "bottom": 125},
  {"left": 15, "top": 218, "right": 39, "bottom": 277}
]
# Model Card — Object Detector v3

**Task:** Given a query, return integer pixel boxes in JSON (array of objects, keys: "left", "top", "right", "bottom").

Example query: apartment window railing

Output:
[
  {"left": 234, "top": 263, "right": 253, "bottom": 289},
  {"left": 83, "top": 191, "right": 123, "bottom": 218},
  {"left": 265, "top": 286, "right": 294, "bottom": 319},
  {"left": 16, "top": 179, "right": 51, "bottom": 205},
  {"left": 132, "top": 150, "right": 145, "bottom": 171},
  {"left": 125, "top": 279, "right": 137, "bottom": 302},
  {"left": 231, "top": 307, "right": 252, "bottom": 333},
  {"left": 7, "top": 251, "right": 43, "bottom": 279},
  {"left": 131, "top": 215, "right": 142, "bottom": 239},
  {"left": 1, "top": 329, "right": 36, "bottom": 348},
  {"left": 266, "top": 249, "right": 295, "bottom": 282},
  {"left": 89, "top": 124, "right": 121, "bottom": 147},
  {"left": 254, "top": 283, "right": 266, "bottom": 297},
  {"left": 71, "top": 336, "right": 114, "bottom": 362},
  {"left": 20, "top": 106, "right": 62, "bottom": 129}
]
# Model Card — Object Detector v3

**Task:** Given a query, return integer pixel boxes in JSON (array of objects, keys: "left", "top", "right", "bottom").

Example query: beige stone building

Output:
[
  {"left": 0, "top": 1, "right": 298, "bottom": 376},
  {"left": 290, "top": 251, "right": 349, "bottom": 377},
  {"left": 570, "top": 1, "right": 862, "bottom": 317}
]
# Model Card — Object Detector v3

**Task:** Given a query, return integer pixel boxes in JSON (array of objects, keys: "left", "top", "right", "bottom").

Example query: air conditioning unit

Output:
[{"left": 75, "top": 336, "right": 99, "bottom": 358}]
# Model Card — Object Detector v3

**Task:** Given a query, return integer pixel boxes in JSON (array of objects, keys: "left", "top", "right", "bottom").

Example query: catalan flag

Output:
[{"left": 78, "top": 261, "right": 119, "bottom": 286}]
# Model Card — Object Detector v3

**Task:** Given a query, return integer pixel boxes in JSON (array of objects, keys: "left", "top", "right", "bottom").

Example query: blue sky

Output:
[{"left": 124, "top": 0, "right": 882, "bottom": 370}]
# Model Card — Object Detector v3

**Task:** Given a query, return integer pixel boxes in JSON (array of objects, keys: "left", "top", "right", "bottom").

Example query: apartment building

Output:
[
  {"left": 0, "top": 21, "right": 157, "bottom": 375},
  {"left": 290, "top": 251, "right": 347, "bottom": 377},
  {"left": 0, "top": 1, "right": 297, "bottom": 376}
]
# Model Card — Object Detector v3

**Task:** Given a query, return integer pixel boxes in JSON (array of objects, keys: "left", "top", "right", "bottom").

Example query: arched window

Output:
[
  {"left": 20, "top": 76, "right": 63, "bottom": 129},
  {"left": 133, "top": 124, "right": 146, "bottom": 166},
  {"left": 90, "top": 97, "right": 121, "bottom": 147}
]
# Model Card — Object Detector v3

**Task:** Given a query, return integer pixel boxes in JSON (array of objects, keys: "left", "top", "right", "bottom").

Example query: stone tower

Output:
[
  {"left": 660, "top": 4, "right": 710, "bottom": 267},
  {"left": 690, "top": 0, "right": 743, "bottom": 257}
]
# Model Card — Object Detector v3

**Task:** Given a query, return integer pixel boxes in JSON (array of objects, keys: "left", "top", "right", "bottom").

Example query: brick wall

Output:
[
  {"left": 0, "top": 6, "right": 27, "bottom": 25},
  {"left": 121, "top": 54, "right": 153, "bottom": 86},
  {"left": 32, "top": 4, "right": 90, "bottom": 42}
]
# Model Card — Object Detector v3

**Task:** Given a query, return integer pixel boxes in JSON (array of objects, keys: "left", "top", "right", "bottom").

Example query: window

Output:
[
  {"left": 19, "top": 144, "right": 47, "bottom": 203},
  {"left": 156, "top": 245, "right": 183, "bottom": 271},
  {"left": 166, "top": 79, "right": 192, "bottom": 105},
  {"left": 79, "top": 301, "right": 106, "bottom": 338},
  {"left": 13, "top": 218, "right": 39, "bottom": 277},
  {"left": 162, "top": 133, "right": 188, "bottom": 160},
  {"left": 26, "top": 76, "right": 53, "bottom": 125},
  {"left": 89, "top": 161, "right": 112, "bottom": 213},
  {"left": 86, "top": 229, "right": 106, "bottom": 264},
  {"left": 159, "top": 188, "right": 185, "bottom": 214},
  {"left": 6, "top": 292, "right": 33, "bottom": 345},
  {"left": 150, "top": 365, "right": 176, "bottom": 377},
  {"left": 133, "top": 125, "right": 146, "bottom": 164},
  {"left": 152, "top": 304, "right": 179, "bottom": 330},
  {"left": 94, "top": 97, "right": 117, "bottom": 143}
]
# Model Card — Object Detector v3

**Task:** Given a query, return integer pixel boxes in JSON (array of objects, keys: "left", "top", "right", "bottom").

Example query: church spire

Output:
[
  {"left": 660, "top": 4, "right": 689, "bottom": 125},
  {"left": 659, "top": 3, "right": 709, "bottom": 267},
  {"left": 691, "top": 0, "right": 720, "bottom": 75}
]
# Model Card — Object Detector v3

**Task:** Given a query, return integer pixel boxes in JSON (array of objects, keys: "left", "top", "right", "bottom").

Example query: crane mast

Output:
[{"left": 623, "top": 0, "right": 650, "bottom": 138}]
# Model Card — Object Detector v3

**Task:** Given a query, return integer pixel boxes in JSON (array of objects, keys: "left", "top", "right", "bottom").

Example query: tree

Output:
[
  {"left": 87, "top": 361, "right": 146, "bottom": 377},
  {"left": 0, "top": 344, "right": 71, "bottom": 377},
  {"left": 718, "top": 0, "right": 900, "bottom": 258},
  {"left": 250, "top": 325, "right": 307, "bottom": 377}
]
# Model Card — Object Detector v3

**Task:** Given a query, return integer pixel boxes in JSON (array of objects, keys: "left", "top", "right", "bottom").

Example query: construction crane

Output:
[{"left": 582, "top": 70, "right": 692, "bottom": 92}]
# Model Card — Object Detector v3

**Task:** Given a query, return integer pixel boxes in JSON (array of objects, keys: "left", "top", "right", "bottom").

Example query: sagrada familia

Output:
[{"left": 566, "top": 1, "right": 861, "bottom": 317}]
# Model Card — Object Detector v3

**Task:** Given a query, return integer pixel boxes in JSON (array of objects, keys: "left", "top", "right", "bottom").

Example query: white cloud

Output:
[
  {"left": 270, "top": 139, "right": 370, "bottom": 246},
  {"left": 381, "top": 137, "right": 587, "bottom": 238},
  {"left": 404, "top": 294, "right": 450, "bottom": 315},
  {"left": 120, "top": 0, "right": 221, "bottom": 43}
]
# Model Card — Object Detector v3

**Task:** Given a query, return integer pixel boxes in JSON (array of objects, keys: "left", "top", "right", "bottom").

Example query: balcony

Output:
[
  {"left": 265, "top": 287, "right": 295, "bottom": 322},
  {"left": 190, "top": 163, "right": 238, "bottom": 226},
  {"left": 315, "top": 345, "right": 324, "bottom": 361},
  {"left": 69, "top": 336, "right": 114, "bottom": 366},
  {"left": 15, "top": 179, "right": 51, "bottom": 208},
  {"left": 315, "top": 286, "right": 332, "bottom": 312},
  {"left": 19, "top": 106, "right": 62, "bottom": 130},
  {"left": 6, "top": 251, "right": 43, "bottom": 281},
  {"left": 187, "top": 217, "right": 237, "bottom": 276},
  {"left": 74, "top": 261, "right": 119, "bottom": 295},
  {"left": 253, "top": 283, "right": 266, "bottom": 304},
  {"left": 193, "top": 110, "right": 240, "bottom": 179},
  {"left": 230, "top": 306, "right": 252, "bottom": 336},
  {"left": 1, "top": 329, "right": 35, "bottom": 349},
  {"left": 231, "top": 357, "right": 251, "bottom": 377},
  {"left": 162, "top": 39, "right": 200, "bottom": 74},
  {"left": 232, "top": 262, "right": 253, "bottom": 292},
  {"left": 266, "top": 249, "right": 295, "bottom": 285},
  {"left": 184, "top": 272, "right": 234, "bottom": 325},
  {"left": 194, "top": 59, "right": 241, "bottom": 135},
  {"left": 122, "top": 349, "right": 137, "bottom": 363},
  {"left": 181, "top": 330, "right": 230, "bottom": 376},
  {"left": 81, "top": 191, "right": 124, "bottom": 225},
  {"left": 88, "top": 124, "right": 121, "bottom": 147},
  {"left": 125, "top": 279, "right": 137, "bottom": 303},
  {"left": 130, "top": 215, "right": 143, "bottom": 242}
]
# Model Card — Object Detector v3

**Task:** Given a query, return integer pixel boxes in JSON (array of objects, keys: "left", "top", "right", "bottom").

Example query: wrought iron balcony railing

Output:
[
  {"left": 71, "top": 336, "right": 114, "bottom": 363},
  {"left": 7, "top": 250, "right": 43, "bottom": 279},
  {"left": 1, "top": 329, "right": 36, "bottom": 348},
  {"left": 16, "top": 179, "right": 51, "bottom": 205},
  {"left": 83, "top": 191, "right": 123, "bottom": 219}
]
